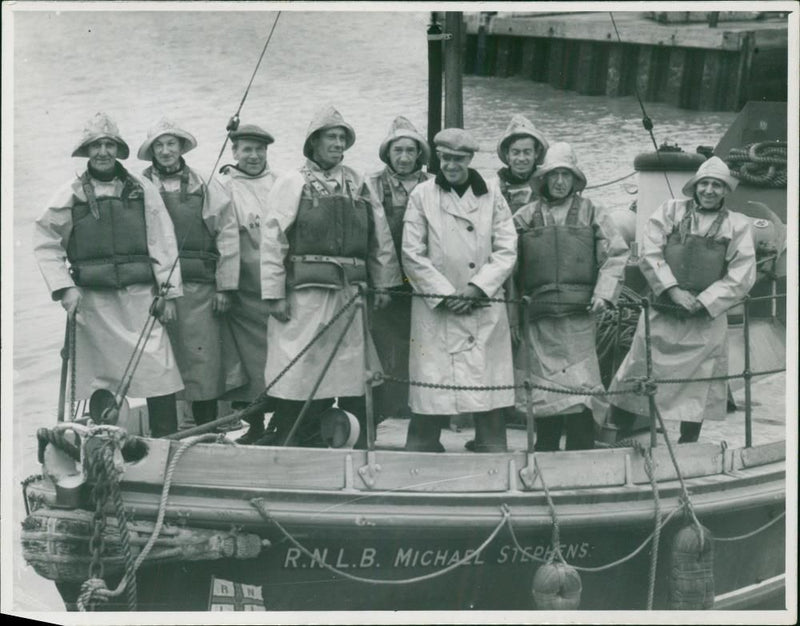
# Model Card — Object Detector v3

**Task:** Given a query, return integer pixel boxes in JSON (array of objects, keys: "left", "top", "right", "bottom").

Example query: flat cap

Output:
[
  {"left": 229, "top": 123, "right": 275, "bottom": 146},
  {"left": 434, "top": 128, "right": 479, "bottom": 156}
]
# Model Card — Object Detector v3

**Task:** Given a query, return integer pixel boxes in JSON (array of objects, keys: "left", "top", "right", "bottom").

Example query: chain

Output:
[{"left": 101, "top": 446, "right": 138, "bottom": 610}]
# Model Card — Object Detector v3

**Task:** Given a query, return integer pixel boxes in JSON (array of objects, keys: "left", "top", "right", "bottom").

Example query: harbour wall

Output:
[{"left": 461, "top": 12, "right": 788, "bottom": 111}]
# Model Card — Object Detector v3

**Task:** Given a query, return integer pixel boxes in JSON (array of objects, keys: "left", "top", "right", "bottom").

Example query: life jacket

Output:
[
  {"left": 286, "top": 167, "right": 372, "bottom": 289},
  {"left": 143, "top": 166, "right": 217, "bottom": 284},
  {"left": 497, "top": 168, "right": 537, "bottom": 214},
  {"left": 653, "top": 207, "right": 729, "bottom": 313},
  {"left": 66, "top": 170, "right": 155, "bottom": 289},
  {"left": 379, "top": 169, "right": 427, "bottom": 264},
  {"left": 518, "top": 196, "right": 598, "bottom": 319}
]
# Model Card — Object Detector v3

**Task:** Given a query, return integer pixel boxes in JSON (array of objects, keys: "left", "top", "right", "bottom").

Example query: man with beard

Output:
[
  {"left": 34, "top": 112, "right": 184, "bottom": 436},
  {"left": 261, "top": 105, "right": 402, "bottom": 448},
  {"left": 366, "top": 116, "right": 432, "bottom": 422}
]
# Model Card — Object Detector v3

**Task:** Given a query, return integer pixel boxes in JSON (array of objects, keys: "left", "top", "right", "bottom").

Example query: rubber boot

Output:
[
  {"left": 678, "top": 421, "right": 702, "bottom": 443},
  {"left": 609, "top": 405, "right": 639, "bottom": 441},
  {"left": 147, "top": 393, "right": 178, "bottom": 438},
  {"left": 191, "top": 399, "right": 218, "bottom": 426},
  {"left": 235, "top": 413, "right": 266, "bottom": 445},
  {"left": 404, "top": 415, "right": 446, "bottom": 452},
  {"left": 565, "top": 408, "right": 595, "bottom": 451},
  {"left": 534, "top": 415, "right": 563, "bottom": 452},
  {"left": 472, "top": 409, "right": 508, "bottom": 452}
]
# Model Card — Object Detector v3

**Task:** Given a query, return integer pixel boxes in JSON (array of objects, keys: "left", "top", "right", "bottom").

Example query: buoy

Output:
[
  {"left": 531, "top": 561, "right": 582, "bottom": 610},
  {"left": 668, "top": 522, "right": 714, "bottom": 609}
]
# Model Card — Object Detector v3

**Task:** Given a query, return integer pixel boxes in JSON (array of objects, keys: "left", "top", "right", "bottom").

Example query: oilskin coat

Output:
[
  {"left": 609, "top": 198, "right": 756, "bottom": 423},
  {"left": 261, "top": 159, "right": 402, "bottom": 400},
  {"left": 402, "top": 176, "right": 517, "bottom": 415},
  {"left": 365, "top": 166, "right": 431, "bottom": 418},
  {"left": 491, "top": 168, "right": 538, "bottom": 214},
  {"left": 34, "top": 169, "right": 184, "bottom": 400},
  {"left": 513, "top": 194, "right": 628, "bottom": 421},
  {"left": 144, "top": 164, "right": 245, "bottom": 400},
  {"left": 216, "top": 164, "right": 278, "bottom": 401}
]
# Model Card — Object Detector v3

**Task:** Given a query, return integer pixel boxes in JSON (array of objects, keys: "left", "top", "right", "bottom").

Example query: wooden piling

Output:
[
  {"left": 547, "top": 39, "right": 567, "bottom": 88},
  {"left": 520, "top": 38, "right": 538, "bottom": 79},
  {"left": 606, "top": 43, "right": 624, "bottom": 97},
  {"left": 663, "top": 48, "right": 687, "bottom": 107},
  {"left": 635, "top": 45, "right": 656, "bottom": 101},
  {"left": 495, "top": 36, "right": 513, "bottom": 77},
  {"left": 697, "top": 50, "right": 721, "bottom": 110}
]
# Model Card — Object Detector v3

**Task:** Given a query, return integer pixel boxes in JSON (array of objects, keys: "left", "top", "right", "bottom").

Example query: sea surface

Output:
[{"left": 7, "top": 9, "right": 784, "bottom": 613}]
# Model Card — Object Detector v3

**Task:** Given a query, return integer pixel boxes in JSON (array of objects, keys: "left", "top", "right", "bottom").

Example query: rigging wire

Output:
[
  {"left": 109, "top": 12, "right": 283, "bottom": 410},
  {"left": 608, "top": 12, "right": 675, "bottom": 199}
]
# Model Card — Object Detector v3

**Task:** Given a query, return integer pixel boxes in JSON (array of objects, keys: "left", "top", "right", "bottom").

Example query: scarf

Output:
[{"left": 435, "top": 168, "right": 488, "bottom": 197}]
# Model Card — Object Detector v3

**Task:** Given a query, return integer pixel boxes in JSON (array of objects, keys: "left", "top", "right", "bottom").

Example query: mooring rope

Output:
[{"left": 711, "top": 510, "right": 786, "bottom": 542}]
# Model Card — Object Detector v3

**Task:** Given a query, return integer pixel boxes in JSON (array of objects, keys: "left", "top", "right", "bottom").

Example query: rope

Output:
[
  {"left": 725, "top": 141, "right": 787, "bottom": 188},
  {"left": 637, "top": 442, "right": 661, "bottom": 610},
  {"left": 608, "top": 12, "right": 674, "bottom": 199},
  {"left": 251, "top": 498, "right": 509, "bottom": 585},
  {"left": 712, "top": 510, "right": 785, "bottom": 542},
  {"left": 532, "top": 456, "right": 566, "bottom": 565},
  {"left": 506, "top": 505, "right": 683, "bottom": 573},
  {"left": 77, "top": 431, "right": 224, "bottom": 609},
  {"left": 584, "top": 170, "right": 636, "bottom": 190}
]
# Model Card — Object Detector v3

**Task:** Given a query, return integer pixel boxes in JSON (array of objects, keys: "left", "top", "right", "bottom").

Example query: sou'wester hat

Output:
[
  {"left": 533, "top": 142, "right": 587, "bottom": 193},
  {"left": 681, "top": 156, "right": 739, "bottom": 196},
  {"left": 229, "top": 123, "right": 275, "bottom": 146},
  {"left": 433, "top": 128, "right": 479, "bottom": 156},
  {"left": 303, "top": 105, "right": 356, "bottom": 159},
  {"left": 137, "top": 118, "right": 198, "bottom": 161},
  {"left": 496, "top": 114, "right": 549, "bottom": 165},
  {"left": 379, "top": 116, "right": 431, "bottom": 166},
  {"left": 72, "top": 112, "right": 130, "bottom": 159}
]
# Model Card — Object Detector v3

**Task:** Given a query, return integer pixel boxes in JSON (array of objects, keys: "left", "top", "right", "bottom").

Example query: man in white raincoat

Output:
[
  {"left": 34, "top": 112, "right": 184, "bottom": 436},
  {"left": 491, "top": 114, "right": 549, "bottom": 214},
  {"left": 402, "top": 128, "right": 517, "bottom": 453},
  {"left": 138, "top": 118, "right": 244, "bottom": 427},
  {"left": 608, "top": 157, "right": 755, "bottom": 443},
  {"left": 365, "top": 116, "right": 432, "bottom": 422},
  {"left": 513, "top": 142, "right": 629, "bottom": 451},
  {"left": 261, "top": 105, "right": 402, "bottom": 448},
  {"left": 216, "top": 123, "right": 278, "bottom": 443}
]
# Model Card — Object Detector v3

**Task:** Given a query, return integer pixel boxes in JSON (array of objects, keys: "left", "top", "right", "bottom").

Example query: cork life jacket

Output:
[
  {"left": 654, "top": 206, "right": 729, "bottom": 313},
  {"left": 518, "top": 196, "right": 598, "bottom": 319},
  {"left": 497, "top": 168, "right": 537, "bottom": 214},
  {"left": 66, "top": 169, "right": 155, "bottom": 289},
  {"left": 379, "top": 169, "right": 428, "bottom": 265},
  {"left": 143, "top": 166, "right": 217, "bottom": 284},
  {"left": 286, "top": 167, "right": 372, "bottom": 289}
]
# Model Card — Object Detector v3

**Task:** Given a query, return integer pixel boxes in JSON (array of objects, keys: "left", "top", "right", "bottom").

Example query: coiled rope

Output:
[{"left": 725, "top": 141, "right": 787, "bottom": 188}]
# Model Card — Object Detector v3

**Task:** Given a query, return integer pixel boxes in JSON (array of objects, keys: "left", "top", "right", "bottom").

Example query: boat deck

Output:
[{"left": 217, "top": 372, "right": 786, "bottom": 453}]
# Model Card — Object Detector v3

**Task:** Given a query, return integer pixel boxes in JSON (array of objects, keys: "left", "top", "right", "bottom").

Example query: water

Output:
[{"left": 8, "top": 9, "right": 755, "bottom": 612}]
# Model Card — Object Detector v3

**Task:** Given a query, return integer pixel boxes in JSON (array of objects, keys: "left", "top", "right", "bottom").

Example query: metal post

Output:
[
  {"left": 57, "top": 320, "right": 70, "bottom": 422},
  {"left": 444, "top": 12, "right": 464, "bottom": 129},
  {"left": 521, "top": 301, "right": 536, "bottom": 453},
  {"left": 743, "top": 296, "right": 753, "bottom": 448},
  {"left": 427, "top": 14, "right": 443, "bottom": 174},
  {"left": 359, "top": 286, "right": 376, "bottom": 451},
  {"left": 642, "top": 299, "right": 657, "bottom": 448}
]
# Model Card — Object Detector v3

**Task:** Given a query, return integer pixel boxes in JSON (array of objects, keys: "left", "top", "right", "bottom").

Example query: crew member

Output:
[
  {"left": 34, "top": 112, "right": 184, "bottom": 436},
  {"left": 216, "top": 123, "right": 278, "bottom": 444},
  {"left": 492, "top": 114, "right": 549, "bottom": 214},
  {"left": 608, "top": 157, "right": 755, "bottom": 443},
  {"left": 366, "top": 116, "right": 431, "bottom": 422},
  {"left": 402, "top": 128, "right": 517, "bottom": 453},
  {"left": 261, "top": 105, "right": 402, "bottom": 448},
  {"left": 138, "top": 118, "right": 243, "bottom": 427},
  {"left": 513, "top": 142, "right": 628, "bottom": 451}
]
